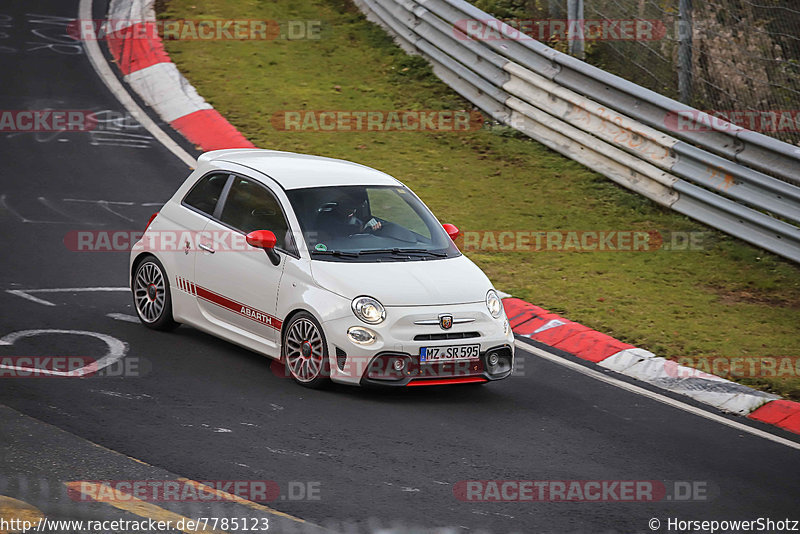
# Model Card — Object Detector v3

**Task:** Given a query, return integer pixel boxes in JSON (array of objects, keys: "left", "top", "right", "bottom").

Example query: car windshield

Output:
[{"left": 285, "top": 185, "right": 460, "bottom": 261}]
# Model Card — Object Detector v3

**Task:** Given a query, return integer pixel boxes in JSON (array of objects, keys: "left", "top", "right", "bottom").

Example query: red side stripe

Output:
[{"left": 194, "top": 285, "right": 282, "bottom": 331}]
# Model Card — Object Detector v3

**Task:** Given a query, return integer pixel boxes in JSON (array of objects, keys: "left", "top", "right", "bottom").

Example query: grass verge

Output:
[{"left": 157, "top": 0, "right": 800, "bottom": 400}]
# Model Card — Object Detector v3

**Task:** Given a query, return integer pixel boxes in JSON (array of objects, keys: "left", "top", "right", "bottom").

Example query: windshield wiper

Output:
[
  {"left": 358, "top": 248, "right": 447, "bottom": 257},
  {"left": 310, "top": 250, "right": 359, "bottom": 258}
]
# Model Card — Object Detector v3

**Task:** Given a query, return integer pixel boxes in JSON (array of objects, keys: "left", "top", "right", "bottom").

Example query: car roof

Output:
[{"left": 198, "top": 149, "right": 401, "bottom": 190}]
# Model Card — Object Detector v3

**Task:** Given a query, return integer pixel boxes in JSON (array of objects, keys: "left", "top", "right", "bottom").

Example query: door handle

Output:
[{"left": 199, "top": 243, "right": 215, "bottom": 254}]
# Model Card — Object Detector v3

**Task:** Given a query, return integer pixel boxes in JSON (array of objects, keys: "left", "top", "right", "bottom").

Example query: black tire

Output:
[
  {"left": 282, "top": 312, "right": 330, "bottom": 389},
  {"left": 132, "top": 256, "right": 179, "bottom": 331}
]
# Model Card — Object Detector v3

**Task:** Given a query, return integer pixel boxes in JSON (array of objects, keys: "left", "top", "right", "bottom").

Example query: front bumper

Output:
[
  {"left": 321, "top": 302, "right": 515, "bottom": 386},
  {"left": 357, "top": 344, "right": 514, "bottom": 387}
]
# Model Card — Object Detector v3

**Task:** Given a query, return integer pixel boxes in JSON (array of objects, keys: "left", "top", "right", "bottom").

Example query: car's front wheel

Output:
[
  {"left": 282, "top": 312, "right": 330, "bottom": 388},
  {"left": 132, "top": 256, "right": 179, "bottom": 331}
]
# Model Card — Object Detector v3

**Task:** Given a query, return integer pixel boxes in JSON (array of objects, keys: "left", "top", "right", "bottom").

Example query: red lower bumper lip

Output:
[{"left": 406, "top": 377, "right": 488, "bottom": 386}]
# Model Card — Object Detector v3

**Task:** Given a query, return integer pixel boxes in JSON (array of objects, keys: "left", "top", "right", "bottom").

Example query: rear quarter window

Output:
[{"left": 183, "top": 173, "right": 230, "bottom": 216}]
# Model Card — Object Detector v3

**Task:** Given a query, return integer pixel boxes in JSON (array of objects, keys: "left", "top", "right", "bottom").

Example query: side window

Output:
[
  {"left": 219, "top": 177, "right": 296, "bottom": 254},
  {"left": 183, "top": 173, "right": 229, "bottom": 216}
]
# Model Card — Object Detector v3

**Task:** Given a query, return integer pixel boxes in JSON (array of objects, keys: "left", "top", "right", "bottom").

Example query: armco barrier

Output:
[{"left": 353, "top": 0, "right": 800, "bottom": 263}]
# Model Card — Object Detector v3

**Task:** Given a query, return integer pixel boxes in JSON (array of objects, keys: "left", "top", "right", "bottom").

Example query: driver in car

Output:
[{"left": 343, "top": 203, "right": 382, "bottom": 232}]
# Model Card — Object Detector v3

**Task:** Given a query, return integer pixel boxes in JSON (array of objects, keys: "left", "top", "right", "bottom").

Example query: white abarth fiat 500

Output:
[{"left": 129, "top": 149, "right": 514, "bottom": 388}]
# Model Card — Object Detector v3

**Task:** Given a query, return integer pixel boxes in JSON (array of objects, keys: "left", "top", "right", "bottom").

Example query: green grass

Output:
[{"left": 158, "top": 0, "right": 800, "bottom": 400}]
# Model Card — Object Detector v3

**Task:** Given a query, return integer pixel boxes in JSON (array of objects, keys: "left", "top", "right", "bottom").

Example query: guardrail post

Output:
[
  {"left": 567, "top": 0, "right": 585, "bottom": 59},
  {"left": 549, "top": 0, "right": 564, "bottom": 19},
  {"left": 678, "top": 0, "right": 694, "bottom": 104}
]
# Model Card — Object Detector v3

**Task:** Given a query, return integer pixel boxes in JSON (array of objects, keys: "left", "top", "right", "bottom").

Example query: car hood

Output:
[{"left": 310, "top": 255, "right": 492, "bottom": 306}]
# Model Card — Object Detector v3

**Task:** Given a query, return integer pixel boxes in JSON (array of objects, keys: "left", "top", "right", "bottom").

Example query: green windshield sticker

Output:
[{"left": 315, "top": 243, "right": 328, "bottom": 252}]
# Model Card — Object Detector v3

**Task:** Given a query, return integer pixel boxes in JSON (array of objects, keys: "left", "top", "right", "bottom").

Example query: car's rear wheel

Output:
[
  {"left": 133, "top": 256, "right": 179, "bottom": 331},
  {"left": 283, "top": 312, "right": 330, "bottom": 388}
]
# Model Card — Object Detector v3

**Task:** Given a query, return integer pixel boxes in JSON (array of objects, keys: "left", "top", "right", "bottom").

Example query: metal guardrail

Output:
[{"left": 353, "top": 0, "right": 800, "bottom": 263}]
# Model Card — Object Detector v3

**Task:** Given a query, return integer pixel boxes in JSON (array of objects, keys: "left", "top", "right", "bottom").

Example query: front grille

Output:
[{"left": 413, "top": 332, "right": 480, "bottom": 341}]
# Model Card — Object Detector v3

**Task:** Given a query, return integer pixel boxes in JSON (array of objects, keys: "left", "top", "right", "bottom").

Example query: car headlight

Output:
[
  {"left": 352, "top": 296, "right": 386, "bottom": 325},
  {"left": 486, "top": 289, "right": 503, "bottom": 319}
]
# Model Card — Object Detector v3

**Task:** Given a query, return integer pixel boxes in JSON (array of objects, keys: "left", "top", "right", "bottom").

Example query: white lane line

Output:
[
  {"left": 0, "top": 329, "right": 128, "bottom": 377},
  {"left": 78, "top": 0, "right": 197, "bottom": 169},
  {"left": 6, "top": 290, "right": 57, "bottom": 307},
  {"left": 65, "top": 199, "right": 138, "bottom": 222},
  {"left": 515, "top": 340, "right": 800, "bottom": 451},
  {"left": 93, "top": 389, "right": 152, "bottom": 400},
  {"left": 64, "top": 199, "right": 142, "bottom": 222},
  {"left": 107, "top": 312, "right": 139, "bottom": 323},
  {"left": 0, "top": 194, "right": 63, "bottom": 224},
  {"left": 96, "top": 200, "right": 136, "bottom": 222},
  {"left": 6, "top": 287, "right": 130, "bottom": 307},
  {"left": 16, "top": 287, "right": 129, "bottom": 292},
  {"left": 64, "top": 199, "right": 136, "bottom": 205},
  {"left": 63, "top": 199, "right": 164, "bottom": 213},
  {"left": 37, "top": 197, "right": 91, "bottom": 223}
]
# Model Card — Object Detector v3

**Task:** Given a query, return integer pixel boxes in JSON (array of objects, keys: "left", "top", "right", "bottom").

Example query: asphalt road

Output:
[{"left": 1, "top": 1, "right": 798, "bottom": 533}]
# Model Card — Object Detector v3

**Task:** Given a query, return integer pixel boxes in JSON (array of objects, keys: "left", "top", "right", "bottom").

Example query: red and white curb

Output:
[
  {"left": 103, "top": 0, "right": 254, "bottom": 151},
  {"left": 503, "top": 297, "right": 800, "bottom": 435},
  {"left": 100, "top": 0, "right": 800, "bottom": 438}
]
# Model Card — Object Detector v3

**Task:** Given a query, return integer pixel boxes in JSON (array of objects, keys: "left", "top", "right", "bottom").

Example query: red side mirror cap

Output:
[
  {"left": 246, "top": 230, "right": 277, "bottom": 250},
  {"left": 443, "top": 223, "right": 460, "bottom": 241}
]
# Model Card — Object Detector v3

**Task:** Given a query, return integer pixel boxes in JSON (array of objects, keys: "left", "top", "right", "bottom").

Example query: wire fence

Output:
[{"left": 470, "top": 0, "right": 800, "bottom": 147}]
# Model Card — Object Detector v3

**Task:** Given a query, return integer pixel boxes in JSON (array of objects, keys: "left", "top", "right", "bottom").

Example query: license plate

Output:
[{"left": 420, "top": 344, "right": 480, "bottom": 362}]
